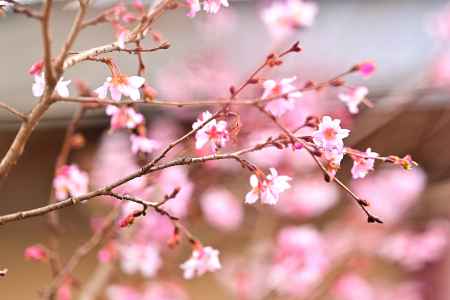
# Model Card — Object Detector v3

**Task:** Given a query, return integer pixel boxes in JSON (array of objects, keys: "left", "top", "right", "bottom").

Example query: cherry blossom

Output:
[
  {"left": 186, "top": 0, "right": 201, "bottom": 17},
  {"left": 276, "top": 177, "right": 339, "bottom": 218},
  {"left": 338, "top": 86, "right": 369, "bottom": 114},
  {"left": 24, "top": 245, "right": 48, "bottom": 262},
  {"left": 262, "top": 77, "right": 302, "bottom": 116},
  {"left": 350, "top": 148, "right": 379, "bottom": 179},
  {"left": 200, "top": 188, "right": 243, "bottom": 231},
  {"left": 262, "top": 0, "right": 318, "bottom": 38},
  {"left": 53, "top": 164, "right": 89, "bottom": 200},
  {"left": 28, "top": 60, "right": 44, "bottom": 76},
  {"left": 203, "top": 0, "right": 229, "bottom": 15},
  {"left": 312, "top": 115, "right": 350, "bottom": 149},
  {"left": 32, "top": 73, "right": 71, "bottom": 98},
  {"left": 352, "top": 167, "right": 426, "bottom": 223},
  {"left": 333, "top": 273, "right": 375, "bottom": 300},
  {"left": 119, "top": 242, "right": 162, "bottom": 277},
  {"left": 95, "top": 75, "right": 145, "bottom": 101},
  {"left": 356, "top": 61, "right": 376, "bottom": 77},
  {"left": 378, "top": 221, "right": 449, "bottom": 271},
  {"left": 105, "top": 105, "right": 144, "bottom": 131},
  {"left": 180, "top": 245, "right": 221, "bottom": 279},
  {"left": 117, "top": 30, "right": 128, "bottom": 49},
  {"left": 130, "top": 134, "right": 159, "bottom": 154},
  {"left": 192, "top": 111, "right": 229, "bottom": 152},
  {"left": 245, "top": 168, "right": 292, "bottom": 205},
  {"left": 269, "top": 226, "right": 328, "bottom": 297},
  {"left": 106, "top": 285, "right": 141, "bottom": 300}
]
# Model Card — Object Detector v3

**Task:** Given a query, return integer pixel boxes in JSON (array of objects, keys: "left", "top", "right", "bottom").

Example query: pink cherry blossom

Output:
[
  {"left": 352, "top": 167, "right": 426, "bottom": 223},
  {"left": 119, "top": 242, "right": 162, "bottom": 277},
  {"left": 180, "top": 245, "right": 221, "bottom": 279},
  {"left": 116, "top": 29, "right": 128, "bottom": 49},
  {"left": 28, "top": 60, "right": 44, "bottom": 76},
  {"left": 186, "top": 0, "right": 201, "bottom": 17},
  {"left": 269, "top": 226, "right": 328, "bottom": 297},
  {"left": 130, "top": 134, "right": 159, "bottom": 154},
  {"left": 276, "top": 177, "right": 339, "bottom": 218},
  {"left": 105, "top": 105, "right": 144, "bottom": 131},
  {"left": 106, "top": 285, "right": 141, "bottom": 300},
  {"left": 156, "top": 166, "right": 194, "bottom": 218},
  {"left": 192, "top": 111, "right": 229, "bottom": 152},
  {"left": 53, "top": 164, "right": 89, "bottom": 200},
  {"left": 32, "top": 73, "right": 71, "bottom": 98},
  {"left": 262, "top": 77, "right": 302, "bottom": 116},
  {"left": 350, "top": 148, "right": 379, "bottom": 179},
  {"left": 357, "top": 61, "right": 376, "bottom": 77},
  {"left": 203, "top": 0, "right": 229, "bottom": 15},
  {"left": 338, "top": 86, "right": 369, "bottom": 114},
  {"left": 245, "top": 168, "right": 292, "bottom": 205},
  {"left": 333, "top": 273, "right": 375, "bottom": 300},
  {"left": 24, "top": 245, "right": 48, "bottom": 262},
  {"left": 378, "top": 221, "right": 449, "bottom": 271},
  {"left": 56, "top": 280, "right": 72, "bottom": 300},
  {"left": 312, "top": 115, "right": 350, "bottom": 149},
  {"left": 95, "top": 75, "right": 145, "bottom": 101},
  {"left": 143, "top": 282, "right": 188, "bottom": 300},
  {"left": 262, "top": 0, "right": 318, "bottom": 38},
  {"left": 200, "top": 188, "right": 243, "bottom": 231}
]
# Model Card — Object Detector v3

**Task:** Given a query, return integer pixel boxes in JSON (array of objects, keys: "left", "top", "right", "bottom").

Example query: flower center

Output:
[
  {"left": 323, "top": 127, "right": 336, "bottom": 140},
  {"left": 111, "top": 75, "right": 128, "bottom": 86}
]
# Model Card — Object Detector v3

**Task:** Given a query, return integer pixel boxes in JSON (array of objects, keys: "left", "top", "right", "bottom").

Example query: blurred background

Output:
[{"left": 1, "top": 0, "right": 450, "bottom": 299}]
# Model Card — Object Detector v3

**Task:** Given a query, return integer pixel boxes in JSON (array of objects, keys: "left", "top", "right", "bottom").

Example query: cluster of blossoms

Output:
[
  {"left": 262, "top": 0, "right": 318, "bottom": 38},
  {"left": 186, "top": 0, "right": 229, "bottom": 17}
]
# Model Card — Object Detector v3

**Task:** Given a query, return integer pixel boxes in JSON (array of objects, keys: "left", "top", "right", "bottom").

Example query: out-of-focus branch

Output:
[
  {"left": 42, "top": 208, "right": 119, "bottom": 299},
  {"left": 0, "top": 102, "right": 28, "bottom": 122}
]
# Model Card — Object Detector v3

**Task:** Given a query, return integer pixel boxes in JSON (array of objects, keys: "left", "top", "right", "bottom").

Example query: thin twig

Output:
[{"left": 0, "top": 102, "right": 28, "bottom": 122}]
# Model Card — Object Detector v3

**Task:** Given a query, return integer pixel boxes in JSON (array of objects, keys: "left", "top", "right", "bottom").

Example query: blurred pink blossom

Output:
[
  {"left": 338, "top": 86, "right": 369, "bottom": 114},
  {"left": 200, "top": 188, "right": 243, "bottom": 231},
  {"left": 262, "top": 77, "right": 302, "bottom": 117},
  {"left": 276, "top": 177, "right": 339, "bottom": 218},
  {"left": 203, "top": 0, "right": 229, "bottom": 15},
  {"left": 262, "top": 0, "right": 318, "bottom": 39},
  {"left": 130, "top": 134, "right": 160, "bottom": 154},
  {"left": 269, "top": 225, "right": 328, "bottom": 296},
  {"left": 105, "top": 105, "right": 144, "bottom": 131},
  {"left": 119, "top": 242, "right": 162, "bottom": 277},
  {"left": 24, "top": 245, "right": 48, "bottom": 262},
  {"left": 352, "top": 167, "right": 426, "bottom": 223},
  {"left": 378, "top": 220, "right": 449, "bottom": 271},
  {"left": 333, "top": 273, "right": 375, "bottom": 300},
  {"left": 180, "top": 245, "right": 221, "bottom": 279},
  {"left": 53, "top": 164, "right": 89, "bottom": 200}
]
